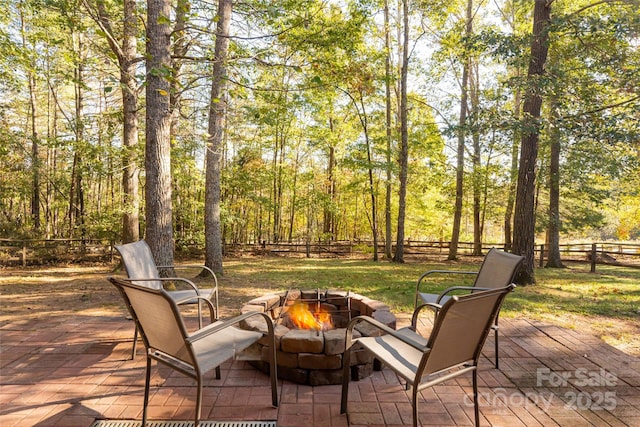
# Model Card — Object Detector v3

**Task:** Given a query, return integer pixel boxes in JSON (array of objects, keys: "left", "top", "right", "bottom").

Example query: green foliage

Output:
[{"left": 2, "top": 0, "right": 639, "bottom": 248}]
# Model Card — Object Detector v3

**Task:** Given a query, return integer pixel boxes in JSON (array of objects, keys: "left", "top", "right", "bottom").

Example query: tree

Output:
[
  {"left": 145, "top": 0, "right": 174, "bottom": 266},
  {"left": 204, "top": 0, "right": 231, "bottom": 275},
  {"left": 513, "top": 0, "right": 552, "bottom": 284},
  {"left": 448, "top": 0, "right": 473, "bottom": 261},
  {"left": 392, "top": 0, "right": 409, "bottom": 263},
  {"left": 83, "top": 0, "right": 141, "bottom": 244}
]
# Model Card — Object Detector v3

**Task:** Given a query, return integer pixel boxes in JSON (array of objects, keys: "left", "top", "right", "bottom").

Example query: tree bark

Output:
[
  {"left": 205, "top": 0, "right": 232, "bottom": 275},
  {"left": 393, "top": 0, "right": 409, "bottom": 263},
  {"left": 449, "top": 0, "right": 473, "bottom": 261},
  {"left": 384, "top": 0, "right": 393, "bottom": 260},
  {"left": 145, "top": 0, "right": 174, "bottom": 267},
  {"left": 470, "top": 61, "right": 482, "bottom": 256},
  {"left": 513, "top": 0, "right": 552, "bottom": 284},
  {"left": 121, "top": 0, "right": 140, "bottom": 243},
  {"left": 361, "top": 96, "right": 378, "bottom": 262},
  {"left": 90, "top": 0, "right": 141, "bottom": 243},
  {"left": 546, "top": 94, "right": 563, "bottom": 267},
  {"left": 504, "top": 87, "right": 521, "bottom": 251}
]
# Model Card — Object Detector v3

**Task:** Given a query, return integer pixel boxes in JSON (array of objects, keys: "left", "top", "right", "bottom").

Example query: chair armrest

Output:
[
  {"left": 415, "top": 270, "right": 478, "bottom": 307},
  {"left": 435, "top": 286, "right": 481, "bottom": 302},
  {"left": 187, "top": 311, "right": 274, "bottom": 343},
  {"left": 174, "top": 295, "right": 217, "bottom": 322},
  {"left": 120, "top": 276, "right": 201, "bottom": 296},
  {"left": 158, "top": 264, "right": 218, "bottom": 283},
  {"left": 345, "top": 315, "right": 427, "bottom": 352},
  {"left": 410, "top": 302, "right": 442, "bottom": 329}
]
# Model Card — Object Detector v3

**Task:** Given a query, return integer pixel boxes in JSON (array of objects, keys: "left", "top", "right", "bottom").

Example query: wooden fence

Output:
[{"left": 1, "top": 238, "right": 639, "bottom": 270}]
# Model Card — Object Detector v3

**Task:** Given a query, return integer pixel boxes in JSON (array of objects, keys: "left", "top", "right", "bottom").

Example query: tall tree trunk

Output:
[
  {"left": 288, "top": 148, "right": 300, "bottom": 242},
  {"left": 513, "top": 0, "right": 552, "bottom": 284},
  {"left": 360, "top": 97, "right": 378, "bottom": 261},
  {"left": 71, "top": 32, "right": 86, "bottom": 242},
  {"left": 384, "top": 0, "right": 393, "bottom": 260},
  {"left": 449, "top": 0, "right": 473, "bottom": 261},
  {"left": 145, "top": 0, "right": 174, "bottom": 267},
  {"left": 323, "top": 117, "right": 335, "bottom": 239},
  {"left": 205, "top": 0, "right": 232, "bottom": 275},
  {"left": 121, "top": 0, "right": 140, "bottom": 243},
  {"left": 504, "top": 87, "right": 521, "bottom": 251},
  {"left": 470, "top": 61, "right": 482, "bottom": 256},
  {"left": 546, "top": 94, "right": 563, "bottom": 267},
  {"left": 393, "top": 0, "right": 408, "bottom": 263},
  {"left": 20, "top": 6, "right": 40, "bottom": 233},
  {"left": 90, "top": 0, "right": 141, "bottom": 243}
]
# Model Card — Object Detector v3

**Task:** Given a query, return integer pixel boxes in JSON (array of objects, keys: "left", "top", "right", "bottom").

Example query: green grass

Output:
[{"left": 222, "top": 257, "right": 640, "bottom": 322}]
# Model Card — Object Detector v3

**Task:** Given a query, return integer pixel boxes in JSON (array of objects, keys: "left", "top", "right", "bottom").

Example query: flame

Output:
[{"left": 288, "top": 301, "right": 333, "bottom": 330}]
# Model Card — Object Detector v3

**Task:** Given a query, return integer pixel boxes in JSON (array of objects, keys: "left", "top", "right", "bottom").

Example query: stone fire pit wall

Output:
[{"left": 239, "top": 289, "right": 397, "bottom": 386}]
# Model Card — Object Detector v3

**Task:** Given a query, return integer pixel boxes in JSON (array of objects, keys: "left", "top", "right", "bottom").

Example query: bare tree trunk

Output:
[
  {"left": 20, "top": 6, "right": 40, "bottom": 232},
  {"left": 393, "top": 0, "right": 408, "bottom": 263},
  {"left": 121, "top": 0, "right": 140, "bottom": 243},
  {"left": 205, "top": 0, "right": 232, "bottom": 274},
  {"left": 513, "top": 0, "right": 552, "bottom": 284},
  {"left": 71, "top": 33, "right": 86, "bottom": 242},
  {"left": 323, "top": 117, "right": 336, "bottom": 239},
  {"left": 470, "top": 61, "right": 482, "bottom": 256},
  {"left": 504, "top": 87, "right": 521, "bottom": 251},
  {"left": 89, "top": 0, "right": 140, "bottom": 243},
  {"left": 449, "top": 0, "right": 473, "bottom": 261},
  {"left": 360, "top": 96, "right": 379, "bottom": 262},
  {"left": 384, "top": 0, "right": 393, "bottom": 260},
  {"left": 546, "top": 94, "right": 563, "bottom": 267},
  {"left": 145, "top": 0, "right": 174, "bottom": 267}
]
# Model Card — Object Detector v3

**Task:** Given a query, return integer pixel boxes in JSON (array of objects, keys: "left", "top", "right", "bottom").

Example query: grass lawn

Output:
[
  {"left": 219, "top": 256, "right": 640, "bottom": 355},
  {"left": 1, "top": 255, "right": 638, "bottom": 356}
]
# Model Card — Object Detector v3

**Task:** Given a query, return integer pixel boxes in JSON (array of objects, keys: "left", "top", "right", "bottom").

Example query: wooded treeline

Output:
[{"left": 1, "top": 0, "right": 639, "bottom": 282}]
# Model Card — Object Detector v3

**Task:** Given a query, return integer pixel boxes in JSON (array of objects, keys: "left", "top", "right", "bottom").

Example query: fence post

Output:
[
  {"left": 591, "top": 243, "right": 597, "bottom": 273},
  {"left": 22, "top": 240, "right": 27, "bottom": 267},
  {"left": 539, "top": 244, "right": 545, "bottom": 267}
]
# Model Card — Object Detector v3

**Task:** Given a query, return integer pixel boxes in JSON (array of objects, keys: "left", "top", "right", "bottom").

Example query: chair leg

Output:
[
  {"left": 411, "top": 386, "right": 419, "bottom": 427},
  {"left": 472, "top": 368, "right": 479, "bottom": 427},
  {"left": 143, "top": 357, "right": 151, "bottom": 427},
  {"left": 268, "top": 341, "right": 278, "bottom": 407},
  {"left": 340, "top": 346, "right": 352, "bottom": 414},
  {"left": 195, "top": 377, "right": 202, "bottom": 427},
  {"left": 494, "top": 327, "right": 499, "bottom": 369},
  {"left": 131, "top": 327, "right": 138, "bottom": 360}
]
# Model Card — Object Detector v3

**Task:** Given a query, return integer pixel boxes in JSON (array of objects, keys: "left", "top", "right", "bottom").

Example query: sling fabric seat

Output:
[
  {"left": 341, "top": 285, "right": 515, "bottom": 427},
  {"left": 115, "top": 240, "right": 219, "bottom": 358},
  {"left": 414, "top": 248, "right": 523, "bottom": 368},
  {"left": 109, "top": 276, "right": 278, "bottom": 427}
]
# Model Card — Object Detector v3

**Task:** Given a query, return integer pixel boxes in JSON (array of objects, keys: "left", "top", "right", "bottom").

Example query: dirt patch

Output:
[{"left": 1, "top": 262, "right": 638, "bottom": 358}]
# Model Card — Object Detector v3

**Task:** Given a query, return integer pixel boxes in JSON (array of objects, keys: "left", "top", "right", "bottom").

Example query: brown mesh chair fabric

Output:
[
  {"left": 341, "top": 285, "right": 515, "bottom": 427},
  {"left": 115, "top": 240, "right": 219, "bottom": 358},
  {"left": 414, "top": 248, "right": 523, "bottom": 368},
  {"left": 109, "top": 276, "right": 278, "bottom": 427}
]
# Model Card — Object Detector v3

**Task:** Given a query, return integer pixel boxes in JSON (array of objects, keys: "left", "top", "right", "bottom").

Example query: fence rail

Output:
[{"left": 1, "top": 238, "right": 639, "bottom": 270}]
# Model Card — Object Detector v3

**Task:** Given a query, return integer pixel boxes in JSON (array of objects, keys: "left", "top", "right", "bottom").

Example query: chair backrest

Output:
[
  {"left": 115, "top": 240, "right": 162, "bottom": 289},
  {"left": 423, "top": 285, "right": 514, "bottom": 375},
  {"left": 109, "top": 276, "right": 194, "bottom": 365},
  {"left": 473, "top": 248, "right": 524, "bottom": 290}
]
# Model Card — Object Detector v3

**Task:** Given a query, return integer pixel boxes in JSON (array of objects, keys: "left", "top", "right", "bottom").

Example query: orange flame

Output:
[{"left": 288, "top": 301, "right": 333, "bottom": 330}]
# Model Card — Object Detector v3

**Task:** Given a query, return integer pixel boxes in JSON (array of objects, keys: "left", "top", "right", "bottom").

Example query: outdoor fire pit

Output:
[{"left": 239, "top": 289, "right": 397, "bottom": 386}]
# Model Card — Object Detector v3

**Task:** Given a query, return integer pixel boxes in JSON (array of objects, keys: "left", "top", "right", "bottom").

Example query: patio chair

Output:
[
  {"left": 341, "top": 285, "right": 515, "bottom": 427},
  {"left": 414, "top": 248, "right": 523, "bottom": 368},
  {"left": 108, "top": 276, "right": 278, "bottom": 427},
  {"left": 115, "top": 240, "right": 219, "bottom": 359}
]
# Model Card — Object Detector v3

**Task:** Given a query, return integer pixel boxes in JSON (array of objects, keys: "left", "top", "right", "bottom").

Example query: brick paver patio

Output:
[{"left": 1, "top": 310, "right": 639, "bottom": 426}]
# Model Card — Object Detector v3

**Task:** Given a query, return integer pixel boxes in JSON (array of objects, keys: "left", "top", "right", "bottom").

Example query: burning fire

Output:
[{"left": 288, "top": 301, "right": 333, "bottom": 331}]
